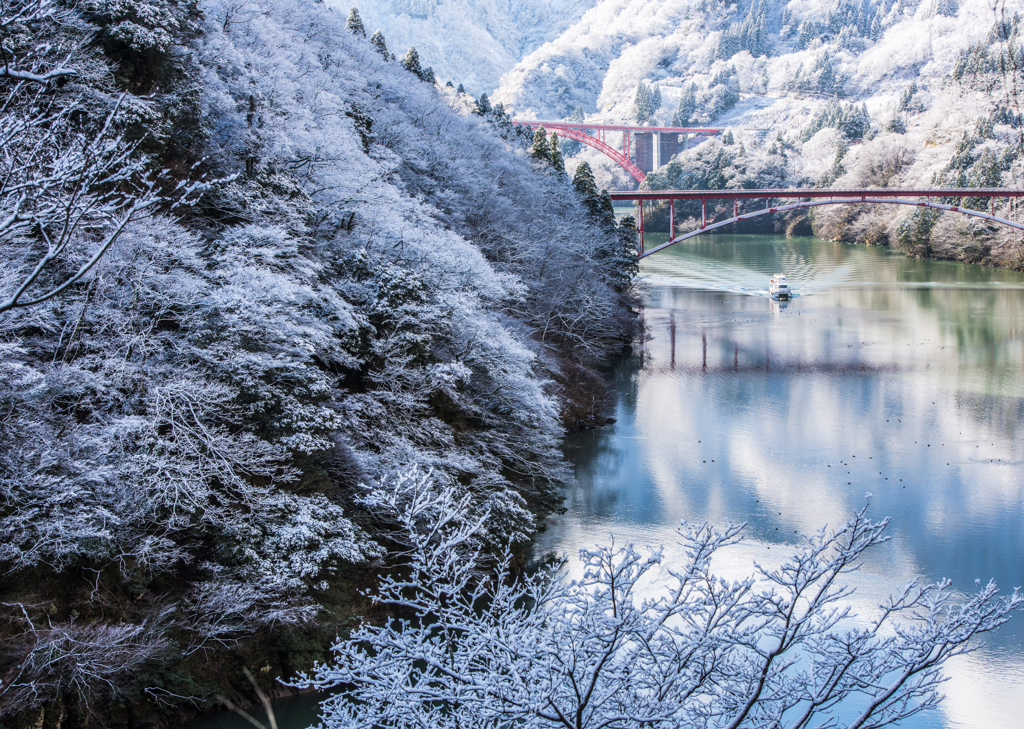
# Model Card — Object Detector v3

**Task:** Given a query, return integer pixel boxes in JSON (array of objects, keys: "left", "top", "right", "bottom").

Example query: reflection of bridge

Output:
[
  {"left": 609, "top": 188, "right": 1024, "bottom": 257},
  {"left": 511, "top": 120, "right": 722, "bottom": 181}
]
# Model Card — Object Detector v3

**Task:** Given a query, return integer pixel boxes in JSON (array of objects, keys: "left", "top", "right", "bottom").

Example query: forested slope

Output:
[{"left": 0, "top": 1, "right": 637, "bottom": 725}]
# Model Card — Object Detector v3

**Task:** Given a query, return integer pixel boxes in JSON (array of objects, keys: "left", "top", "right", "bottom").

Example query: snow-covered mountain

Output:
[
  {"left": 336, "top": 0, "right": 599, "bottom": 95},
  {"left": 495, "top": 0, "right": 991, "bottom": 124}
]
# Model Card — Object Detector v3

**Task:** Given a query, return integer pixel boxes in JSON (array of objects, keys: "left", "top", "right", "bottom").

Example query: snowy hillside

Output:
[
  {"left": 496, "top": 0, "right": 993, "bottom": 124},
  {"left": 335, "top": 0, "right": 599, "bottom": 95}
]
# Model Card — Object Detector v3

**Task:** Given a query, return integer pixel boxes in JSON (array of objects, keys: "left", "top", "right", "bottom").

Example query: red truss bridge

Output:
[
  {"left": 511, "top": 120, "right": 723, "bottom": 182},
  {"left": 608, "top": 188, "right": 1024, "bottom": 258}
]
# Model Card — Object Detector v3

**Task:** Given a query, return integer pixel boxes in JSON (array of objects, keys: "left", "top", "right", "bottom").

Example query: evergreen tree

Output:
[
  {"left": 797, "top": 21, "right": 816, "bottom": 50},
  {"left": 346, "top": 7, "right": 366, "bottom": 37},
  {"left": 370, "top": 30, "right": 389, "bottom": 58},
  {"left": 673, "top": 84, "right": 698, "bottom": 127},
  {"left": 722, "top": 130, "right": 735, "bottom": 145},
  {"left": 870, "top": 15, "right": 883, "bottom": 40},
  {"left": 572, "top": 161, "right": 598, "bottom": 198},
  {"left": 635, "top": 82, "right": 658, "bottom": 122},
  {"left": 781, "top": 6, "right": 794, "bottom": 36},
  {"left": 475, "top": 93, "right": 492, "bottom": 116},
  {"left": 456, "top": 83, "right": 466, "bottom": 94},
  {"left": 486, "top": 102, "right": 517, "bottom": 138},
  {"left": 401, "top": 46, "right": 423, "bottom": 78},
  {"left": 597, "top": 191, "right": 617, "bottom": 229},
  {"left": 549, "top": 133, "right": 565, "bottom": 174},
  {"left": 531, "top": 127, "right": 551, "bottom": 163},
  {"left": 598, "top": 215, "right": 640, "bottom": 292},
  {"left": 884, "top": 116, "right": 907, "bottom": 134},
  {"left": 634, "top": 82, "right": 648, "bottom": 122},
  {"left": 401, "top": 47, "right": 434, "bottom": 83},
  {"left": 739, "top": 0, "right": 771, "bottom": 57},
  {"left": 572, "top": 162, "right": 615, "bottom": 229}
]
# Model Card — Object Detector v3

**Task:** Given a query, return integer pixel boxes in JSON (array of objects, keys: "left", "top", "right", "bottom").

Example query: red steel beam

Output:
[
  {"left": 638, "top": 197, "right": 1024, "bottom": 258},
  {"left": 534, "top": 125, "right": 646, "bottom": 181}
]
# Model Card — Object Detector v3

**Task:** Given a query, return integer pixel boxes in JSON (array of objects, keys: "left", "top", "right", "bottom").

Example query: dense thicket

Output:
[{"left": 0, "top": 1, "right": 637, "bottom": 725}]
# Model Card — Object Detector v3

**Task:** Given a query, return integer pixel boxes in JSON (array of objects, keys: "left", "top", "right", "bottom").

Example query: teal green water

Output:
[{"left": 535, "top": 233, "right": 1024, "bottom": 729}]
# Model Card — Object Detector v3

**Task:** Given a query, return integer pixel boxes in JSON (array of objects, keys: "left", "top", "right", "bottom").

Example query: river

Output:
[
  {"left": 180, "top": 233, "right": 1024, "bottom": 729},
  {"left": 533, "top": 232, "right": 1024, "bottom": 729}
]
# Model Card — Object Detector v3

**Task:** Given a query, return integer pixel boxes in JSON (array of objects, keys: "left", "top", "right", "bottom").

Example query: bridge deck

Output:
[
  {"left": 609, "top": 188, "right": 1024, "bottom": 200},
  {"left": 606, "top": 188, "right": 1024, "bottom": 259},
  {"left": 514, "top": 121, "right": 724, "bottom": 133}
]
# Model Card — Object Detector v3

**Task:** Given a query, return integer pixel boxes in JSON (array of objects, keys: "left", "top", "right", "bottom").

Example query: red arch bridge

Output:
[
  {"left": 511, "top": 120, "right": 723, "bottom": 181},
  {"left": 608, "top": 188, "right": 1024, "bottom": 258}
]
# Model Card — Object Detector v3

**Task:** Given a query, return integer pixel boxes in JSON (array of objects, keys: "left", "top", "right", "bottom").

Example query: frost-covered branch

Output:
[
  {"left": 0, "top": 0, "right": 210, "bottom": 314},
  {"left": 0, "top": 605, "right": 172, "bottom": 715},
  {"left": 299, "top": 479, "right": 1021, "bottom": 729}
]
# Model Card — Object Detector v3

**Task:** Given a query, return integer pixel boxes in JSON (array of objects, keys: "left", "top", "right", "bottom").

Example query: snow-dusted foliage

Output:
[
  {"left": 0, "top": 0, "right": 637, "bottom": 720},
  {"left": 303, "top": 472, "right": 1022, "bottom": 729}
]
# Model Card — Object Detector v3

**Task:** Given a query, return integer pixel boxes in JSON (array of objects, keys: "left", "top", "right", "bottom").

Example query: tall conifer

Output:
[
  {"left": 572, "top": 161, "right": 598, "bottom": 197},
  {"left": 370, "top": 30, "right": 389, "bottom": 58},
  {"left": 549, "top": 133, "right": 565, "bottom": 173},
  {"left": 531, "top": 127, "right": 551, "bottom": 163},
  {"left": 346, "top": 7, "right": 366, "bottom": 37},
  {"left": 402, "top": 47, "right": 425, "bottom": 80}
]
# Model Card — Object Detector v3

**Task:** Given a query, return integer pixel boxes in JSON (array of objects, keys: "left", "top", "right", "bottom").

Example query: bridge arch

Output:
[
  {"left": 512, "top": 121, "right": 725, "bottom": 183},
  {"left": 513, "top": 121, "right": 645, "bottom": 181}
]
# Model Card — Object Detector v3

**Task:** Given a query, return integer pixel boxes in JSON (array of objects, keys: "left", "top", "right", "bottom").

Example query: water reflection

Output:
[{"left": 536, "top": 234, "right": 1024, "bottom": 729}]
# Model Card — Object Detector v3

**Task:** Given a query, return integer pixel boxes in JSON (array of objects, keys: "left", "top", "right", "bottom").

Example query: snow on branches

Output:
[
  {"left": 0, "top": 0, "right": 209, "bottom": 315},
  {"left": 303, "top": 473, "right": 1021, "bottom": 729}
]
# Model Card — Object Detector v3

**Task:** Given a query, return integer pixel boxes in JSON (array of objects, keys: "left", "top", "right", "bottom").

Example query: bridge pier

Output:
[
  {"left": 701, "top": 197, "right": 706, "bottom": 229},
  {"left": 638, "top": 200, "right": 645, "bottom": 256},
  {"left": 670, "top": 199, "right": 675, "bottom": 240}
]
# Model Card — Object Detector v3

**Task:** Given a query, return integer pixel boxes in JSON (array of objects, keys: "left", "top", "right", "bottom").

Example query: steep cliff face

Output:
[{"left": 342, "top": 0, "right": 599, "bottom": 94}]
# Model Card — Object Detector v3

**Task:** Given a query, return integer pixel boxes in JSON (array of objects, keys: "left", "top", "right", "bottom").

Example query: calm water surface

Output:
[{"left": 534, "top": 233, "right": 1024, "bottom": 729}]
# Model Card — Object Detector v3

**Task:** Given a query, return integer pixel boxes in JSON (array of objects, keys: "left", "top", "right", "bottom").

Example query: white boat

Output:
[{"left": 768, "top": 274, "right": 791, "bottom": 300}]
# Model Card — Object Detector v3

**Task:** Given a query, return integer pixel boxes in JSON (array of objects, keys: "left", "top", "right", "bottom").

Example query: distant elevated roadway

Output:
[{"left": 607, "top": 188, "right": 1024, "bottom": 257}]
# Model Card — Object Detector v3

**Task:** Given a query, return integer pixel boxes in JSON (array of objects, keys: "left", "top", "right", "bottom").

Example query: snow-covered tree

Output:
[
  {"left": 401, "top": 46, "right": 424, "bottom": 78},
  {"left": 346, "top": 7, "right": 366, "bottom": 36},
  {"left": 673, "top": 83, "right": 697, "bottom": 126},
  {"left": 370, "top": 29, "right": 389, "bottom": 58},
  {"left": 476, "top": 92, "right": 492, "bottom": 115},
  {"left": 303, "top": 475, "right": 1021, "bottom": 729},
  {"left": 634, "top": 81, "right": 658, "bottom": 122},
  {"left": 531, "top": 126, "right": 551, "bottom": 162},
  {"left": 549, "top": 132, "right": 565, "bottom": 173}
]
